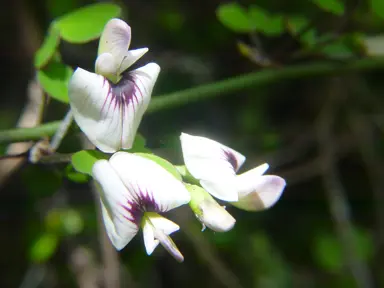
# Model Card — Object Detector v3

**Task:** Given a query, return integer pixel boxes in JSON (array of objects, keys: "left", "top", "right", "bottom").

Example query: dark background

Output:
[{"left": 1, "top": 0, "right": 384, "bottom": 287}]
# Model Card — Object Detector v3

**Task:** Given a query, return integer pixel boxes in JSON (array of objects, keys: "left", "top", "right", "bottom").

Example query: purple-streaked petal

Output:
[
  {"left": 233, "top": 173, "right": 286, "bottom": 211},
  {"left": 180, "top": 133, "right": 246, "bottom": 201},
  {"left": 119, "top": 63, "right": 160, "bottom": 149},
  {"left": 92, "top": 160, "right": 139, "bottom": 250},
  {"left": 109, "top": 152, "right": 191, "bottom": 213},
  {"left": 69, "top": 63, "right": 160, "bottom": 152}
]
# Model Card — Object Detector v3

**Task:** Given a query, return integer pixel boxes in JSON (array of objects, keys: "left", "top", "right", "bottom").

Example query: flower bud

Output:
[{"left": 186, "top": 184, "right": 236, "bottom": 232}]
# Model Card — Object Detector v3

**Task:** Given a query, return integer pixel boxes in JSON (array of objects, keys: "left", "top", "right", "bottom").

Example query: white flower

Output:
[
  {"left": 180, "top": 133, "right": 286, "bottom": 211},
  {"left": 92, "top": 152, "right": 190, "bottom": 262},
  {"left": 69, "top": 18, "right": 160, "bottom": 153}
]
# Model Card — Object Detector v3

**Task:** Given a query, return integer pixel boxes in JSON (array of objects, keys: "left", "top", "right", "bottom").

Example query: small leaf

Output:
[
  {"left": 56, "top": 3, "right": 121, "bottom": 43},
  {"left": 135, "top": 153, "right": 182, "bottom": 181},
  {"left": 372, "top": 0, "right": 384, "bottom": 20},
  {"left": 312, "top": 0, "right": 344, "bottom": 15},
  {"left": 249, "top": 5, "right": 284, "bottom": 36},
  {"left": 65, "top": 164, "right": 89, "bottom": 183},
  {"left": 127, "top": 134, "right": 152, "bottom": 153},
  {"left": 216, "top": 3, "right": 251, "bottom": 33},
  {"left": 320, "top": 42, "right": 355, "bottom": 58},
  {"left": 34, "top": 24, "right": 61, "bottom": 69},
  {"left": 286, "top": 16, "right": 316, "bottom": 47},
  {"left": 30, "top": 233, "right": 59, "bottom": 263},
  {"left": 71, "top": 150, "right": 109, "bottom": 176},
  {"left": 37, "top": 60, "right": 73, "bottom": 103}
]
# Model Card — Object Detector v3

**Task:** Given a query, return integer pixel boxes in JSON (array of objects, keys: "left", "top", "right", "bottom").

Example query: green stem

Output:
[{"left": 1, "top": 57, "right": 384, "bottom": 144}]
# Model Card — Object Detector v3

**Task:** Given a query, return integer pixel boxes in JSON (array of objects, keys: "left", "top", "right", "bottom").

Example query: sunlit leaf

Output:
[
  {"left": 37, "top": 60, "right": 73, "bottom": 103},
  {"left": 371, "top": 0, "right": 384, "bottom": 20},
  {"left": 56, "top": 3, "right": 121, "bottom": 43},
  {"left": 249, "top": 5, "right": 284, "bottom": 36},
  {"left": 34, "top": 24, "right": 61, "bottom": 69},
  {"left": 311, "top": 0, "right": 344, "bottom": 15},
  {"left": 135, "top": 153, "right": 182, "bottom": 181},
  {"left": 216, "top": 3, "right": 251, "bottom": 33},
  {"left": 30, "top": 233, "right": 59, "bottom": 263},
  {"left": 71, "top": 150, "right": 109, "bottom": 176}
]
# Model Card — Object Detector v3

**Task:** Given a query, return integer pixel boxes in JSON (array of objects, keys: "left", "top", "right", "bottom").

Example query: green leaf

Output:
[
  {"left": 372, "top": 0, "right": 384, "bottom": 19},
  {"left": 286, "top": 16, "right": 316, "bottom": 46},
  {"left": 56, "top": 3, "right": 121, "bottom": 43},
  {"left": 34, "top": 24, "right": 61, "bottom": 69},
  {"left": 135, "top": 153, "right": 182, "bottom": 181},
  {"left": 320, "top": 42, "right": 355, "bottom": 58},
  {"left": 30, "top": 233, "right": 59, "bottom": 263},
  {"left": 312, "top": 0, "right": 344, "bottom": 15},
  {"left": 37, "top": 60, "right": 73, "bottom": 103},
  {"left": 71, "top": 150, "right": 109, "bottom": 176},
  {"left": 128, "top": 134, "right": 152, "bottom": 153},
  {"left": 65, "top": 164, "right": 89, "bottom": 183},
  {"left": 216, "top": 3, "right": 251, "bottom": 33},
  {"left": 248, "top": 5, "right": 284, "bottom": 36}
]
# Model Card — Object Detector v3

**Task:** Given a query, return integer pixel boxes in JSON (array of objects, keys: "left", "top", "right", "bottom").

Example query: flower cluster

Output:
[{"left": 69, "top": 18, "right": 286, "bottom": 262}]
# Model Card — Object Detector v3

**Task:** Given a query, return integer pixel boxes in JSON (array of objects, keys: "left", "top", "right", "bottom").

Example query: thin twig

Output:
[
  {"left": 1, "top": 57, "right": 384, "bottom": 145},
  {"left": 348, "top": 112, "right": 384, "bottom": 285},
  {"left": 316, "top": 78, "right": 373, "bottom": 288}
]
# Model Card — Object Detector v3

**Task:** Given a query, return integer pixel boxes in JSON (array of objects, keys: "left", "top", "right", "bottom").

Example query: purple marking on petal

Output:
[
  {"left": 100, "top": 72, "right": 144, "bottom": 116},
  {"left": 223, "top": 149, "right": 238, "bottom": 171},
  {"left": 120, "top": 188, "right": 162, "bottom": 226}
]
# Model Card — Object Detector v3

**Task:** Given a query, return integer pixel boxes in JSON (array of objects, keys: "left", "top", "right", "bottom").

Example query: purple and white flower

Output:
[
  {"left": 180, "top": 133, "right": 286, "bottom": 211},
  {"left": 92, "top": 152, "right": 190, "bottom": 262},
  {"left": 69, "top": 18, "right": 160, "bottom": 153}
]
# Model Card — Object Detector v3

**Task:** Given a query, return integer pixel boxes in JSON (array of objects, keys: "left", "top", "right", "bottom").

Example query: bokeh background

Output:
[{"left": 1, "top": 0, "right": 384, "bottom": 287}]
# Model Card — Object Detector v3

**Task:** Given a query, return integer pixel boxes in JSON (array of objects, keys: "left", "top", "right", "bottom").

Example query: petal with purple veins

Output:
[
  {"left": 69, "top": 63, "right": 160, "bottom": 153},
  {"left": 109, "top": 152, "right": 191, "bottom": 213}
]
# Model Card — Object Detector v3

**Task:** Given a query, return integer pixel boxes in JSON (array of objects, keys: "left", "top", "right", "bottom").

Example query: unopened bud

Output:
[{"left": 186, "top": 184, "right": 236, "bottom": 232}]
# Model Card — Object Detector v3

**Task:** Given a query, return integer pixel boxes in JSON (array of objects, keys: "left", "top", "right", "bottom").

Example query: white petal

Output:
[
  {"left": 98, "top": 19, "right": 147, "bottom": 74},
  {"left": 142, "top": 217, "right": 159, "bottom": 255},
  {"left": 119, "top": 48, "right": 149, "bottom": 74},
  {"left": 109, "top": 152, "right": 191, "bottom": 212},
  {"left": 69, "top": 64, "right": 159, "bottom": 152},
  {"left": 95, "top": 53, "right": 119, "bottom": 81},
  {"left": 119, "top": 63, "right": 160, "bottom": 149},
  {"left": 98, "top": 18, "right": 132, "bottom": 59},
  {"left": 142, "top": 213, "right": 179, "bottom": 255},
  {"left": 92, "top": 160, "right": 139, "bottom": 250},
  {"left": 233, "top": 173, "right": 286, "bottom": 211},
  {"left": 69, "top": 68, "right": 122, "bottom": 152},
  {"left": 180, "top": 133, "right": 245, "bottom": 201}
]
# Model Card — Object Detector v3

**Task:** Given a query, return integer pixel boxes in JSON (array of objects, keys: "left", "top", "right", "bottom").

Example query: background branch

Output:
[{"left": 1, "top": 57, "right": 384, "bottom": 145}]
